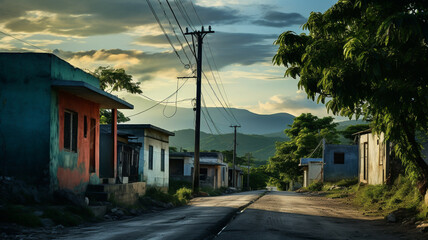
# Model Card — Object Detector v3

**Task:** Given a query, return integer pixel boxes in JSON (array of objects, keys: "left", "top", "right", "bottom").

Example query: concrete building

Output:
[
  {"left": 300, "top": 142, "right": 359, "bottom": 187},
  {"left": 0, "top": 53, "right": 133, "bottom": 194},
  {"left": 323, "top": 144, "right": 359, "bottom": 182},
  {"left": 169, "top": 152, "right": 229, "bottom": 189},
  {"left": 355, "top": 130, "right": 391, "bottom": 185},
  {"left": 100, "top": 124, "right": 174, "bottom": 191},
  {"left": 300, "top": 158, "right": 323, "bottom": 187}
]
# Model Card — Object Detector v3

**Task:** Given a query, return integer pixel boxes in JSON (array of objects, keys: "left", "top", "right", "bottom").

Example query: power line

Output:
[
  {"left": 0, "top": 30, "right": 50, "bottom": 53},
  {"left": 166, "top": 0, "right": 196, "bottom": 57},
  {"left": 127, "top": 76, "right": 191, "bottom": 118},
  {"left": 156, "top": 0, "right": 192, "bottom": 66},
  {"left": 146, "top": 0, "right": 188, "bottom": 66}
]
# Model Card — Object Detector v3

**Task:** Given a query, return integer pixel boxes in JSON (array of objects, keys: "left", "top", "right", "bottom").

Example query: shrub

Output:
[
  {"left": 307, "top": 181, "right": 323, "bottom": 191},
  {"left": 174, "top": 187, "right": 192, "bottom": 204}
]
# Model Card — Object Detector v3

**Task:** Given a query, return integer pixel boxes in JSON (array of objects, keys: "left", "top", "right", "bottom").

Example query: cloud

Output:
[
  {"left": 53, "top": 48, "right": 190, "bottom": 82},
  {"left": 0, "top": 0, "right": 247, "bottom": 37},
  {"left": 251, "top": 94, "right": 326, "bottom": 116},
  {"left": 253, "top": 11, "right": 307, "bottom": 27}
]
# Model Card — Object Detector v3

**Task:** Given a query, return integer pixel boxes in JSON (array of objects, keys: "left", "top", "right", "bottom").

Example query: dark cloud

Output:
[
  {"left": 134, "top": 31, "right": 278, "bottom": 69},
  {"left": 253, "top": 11, "right": 306, "bottom": 27},
  {"left": 0, "top": 0, "right": 246, "bottom": 36},
  {"left": 206, "top": 32, "right": 278, "bottom": 68}
]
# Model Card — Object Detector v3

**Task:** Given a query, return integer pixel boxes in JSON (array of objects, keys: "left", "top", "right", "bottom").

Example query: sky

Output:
[{"left": 0, "top": 0, "right": 345, "bottom": 124}]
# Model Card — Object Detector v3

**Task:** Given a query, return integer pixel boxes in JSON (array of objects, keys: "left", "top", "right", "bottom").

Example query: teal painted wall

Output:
[
  {"left": 50, "top": 56, "right": 100, "bottom": 88},
  {"left": 1, "top": 52, "right": 102, "bottom": 192},
  {"left": 0, "top": 53, "right": 52, "bottom": 184}
]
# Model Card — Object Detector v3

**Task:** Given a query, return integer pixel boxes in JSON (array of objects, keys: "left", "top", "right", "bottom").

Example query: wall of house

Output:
[
  {"left": 50, "top": 55, "right": 99, "bottom": 88},
  {"left": 0, "top": 53, "right": 53, "bottom": 185},
  {"left": 308, "top": 162, "right": 323, "bottom": 185},
  {"left": 323, "top": 144, "right": 358, "bottom": 182},
  {"left": 51, "top": 91, "right": 100, "bottom": 193},
  {"left": 143, "top": 129, "right": 169, "bottom": 189},
  {"left": 359, "top": 132, "right": 388, "bottom": 185}
]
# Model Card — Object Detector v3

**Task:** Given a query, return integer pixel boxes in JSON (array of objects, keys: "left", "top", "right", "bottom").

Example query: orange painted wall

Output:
[{"left": 57, "top": 91, "right": 100, "bottom": 192}]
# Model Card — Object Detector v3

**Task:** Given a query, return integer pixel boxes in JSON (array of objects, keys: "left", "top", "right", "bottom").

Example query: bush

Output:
[
  {"left": 174, "top": 187, "right": 192, "bottom": 204},
  {"left": 169, "top": 180, "right": 192, "bottom": 195},
  {"left": 307, "top": 181, "right": 323, "bottom": 191}
]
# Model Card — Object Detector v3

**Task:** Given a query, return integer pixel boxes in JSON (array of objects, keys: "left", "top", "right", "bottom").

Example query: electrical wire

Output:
[
  {"left": 166, "top": 0, "right": 196, "bottom": 57},
  {"left": 146, "top": 0, "right": 188, "bottom": 66},
  {"left": 126, "top": 76, "right": 191, "bottom": 118},
  {"left": 156, "top": 0, "right": 192, "bottom": 67},
  {"left": 0, "top": 30, "right": 50, "bottom": 53}
]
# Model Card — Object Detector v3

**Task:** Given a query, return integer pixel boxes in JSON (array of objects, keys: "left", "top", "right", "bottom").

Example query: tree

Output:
[
  {"left": 341, "top": 124, "right": 370, "bottom": 142},
  {"left": 273, "top": 0, "right": 428, "bottom": 194},
  {"left": 92, "top": 66, "right": 142, "bottom": 124},
  {"left": 268, "top": 113, "right": 339, "bottom": 188}
]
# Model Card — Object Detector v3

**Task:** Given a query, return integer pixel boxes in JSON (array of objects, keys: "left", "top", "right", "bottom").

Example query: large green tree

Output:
[
  {"left": 273, "top": 0, "right": 428, "bottom": 194},
  {"left": 91, "top": 66, "right": 142, "bottom": 124},
  {"left": 268, "top": 113, "right": 339, "bottom": 188}
]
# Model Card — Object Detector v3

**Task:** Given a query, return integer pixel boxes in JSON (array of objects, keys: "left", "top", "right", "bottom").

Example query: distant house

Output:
[
  {"left": 355, "top": 130, "right": 391, "bottom": 185},
  {"left": 300, "top": 141, "right": 359, "bottom": 187},
  {"left": 100, "top": 124, "right": 174, "bottom": 191},
  {"left": 229, "top": 166, "right": 244, "bottom": 189},
  {"left": 299, "top": 158, "right": 323, "bottom": 187},
  {"left": 0, "top": 53, "right": 133, "bottom": 194},
  {"left": 169, "top": 152, "right": 229, "bottom": 189}
]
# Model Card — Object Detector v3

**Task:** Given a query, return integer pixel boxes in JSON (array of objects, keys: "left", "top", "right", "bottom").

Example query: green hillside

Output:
[{"left": 169, "top": 129, "right": 288, "bottom": 162}]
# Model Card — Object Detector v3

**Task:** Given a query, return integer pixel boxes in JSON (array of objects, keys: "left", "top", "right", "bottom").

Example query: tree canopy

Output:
[
  {"left": 92, "top": 66, "right": 142, "bottom": 124},
  {"left": 268, "top": 113, "right": 339, "bottom": 188},
  {"left": 273, "top": 0, "right": 428, "bottom": 194}
]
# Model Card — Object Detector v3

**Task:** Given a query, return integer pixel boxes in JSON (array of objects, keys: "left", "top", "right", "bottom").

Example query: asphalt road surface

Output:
[
  {"left": 216, "top": 191, "right": 426, "bottom": 240},
  {"left": 56, "top": 190, "right": 264, "bottom": 240}
]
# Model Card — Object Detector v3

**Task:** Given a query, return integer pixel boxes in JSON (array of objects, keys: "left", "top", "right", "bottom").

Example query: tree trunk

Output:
[{"left": 403, "top": 126, "right": 428, "bottom": 196}]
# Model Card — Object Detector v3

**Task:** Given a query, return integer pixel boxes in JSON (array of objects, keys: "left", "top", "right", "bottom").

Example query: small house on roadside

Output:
[
  {"left": 354, "top": 130, "right": 391, "bottom": 185},
  {"left": 300, "top": 141, "right": 359, "bottom": 187},
  {"left": 169, "top": 152, "right": 229, "bottom": 189},
  {"left": 0, "top": 53, "right": 133, "bottom": 194},
  {"left": 229, "top": 166, "right": 244, "bottom": 189},
  {"left": 100, "top": 124, "right": 174, "bottom": 191},
  {"left": 299, "top": 158, "right": 323, "bottom": 187}
]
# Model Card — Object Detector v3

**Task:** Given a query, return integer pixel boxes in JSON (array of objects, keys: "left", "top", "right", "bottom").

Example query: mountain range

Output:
[
  {"left": 125, "top": 96, "right": 295, "bottom": 135},
  {"left": 124, "top": 96, "right": 366, "bottom": 163}
]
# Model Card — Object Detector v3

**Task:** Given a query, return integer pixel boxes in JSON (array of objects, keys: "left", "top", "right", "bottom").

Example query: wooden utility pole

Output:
[
  {"left": 185, "top": 26, "right": 214, "bottom": 194},
  {"left": 230, "top": 125, "right": 240, "bottom": 187},
  {"left": 247, "top": 153, "right": 251, "bottom": 190}
]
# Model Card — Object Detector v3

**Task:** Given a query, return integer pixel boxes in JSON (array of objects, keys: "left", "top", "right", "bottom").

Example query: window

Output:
[
  {"left": 200, "top": 168, "right": 207, "bottom": 181},
  {"left": 334, "top": 152, "right": 345, "bottom": 164},
  {"left": 363, "top": 142, "right": 368, "bottom": 180},
  {"left": 64, "top": 110, "right": 78, "bottom": 152},
  {"left": 148, "top": 145, "right": 153, "bottom": 170},
  {"left": 161, "top": 149, "right": 165, "bottom": 172},
  {"left": 84, "top": 116, "right": 88, "bottom": 138}
]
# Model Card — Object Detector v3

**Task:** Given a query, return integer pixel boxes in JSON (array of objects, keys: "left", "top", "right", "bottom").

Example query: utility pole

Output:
[
  {"left": 247, "top": 153, "right": 251, "bottom": 190},
  {"left": 230, "top": 125, "right": 240, "bottom": 187},
  {"left": 185, "top": 26, "right": 214, "bottom": 194}
]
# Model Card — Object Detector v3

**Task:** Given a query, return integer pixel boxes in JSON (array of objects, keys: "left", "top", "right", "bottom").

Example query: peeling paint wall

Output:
[
  {"left": 53, "top": 91, "right": 100, "bottom": 193},
  {"left": 143, "top": 128, "right": 169, "bottom": 188},
  {"left": 358, "top": 132, "right": 388, "bottom": 185}
]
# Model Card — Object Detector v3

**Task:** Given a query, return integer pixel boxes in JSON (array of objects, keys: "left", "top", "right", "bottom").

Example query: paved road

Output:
[
  {"left": 57, "top": 190, "right": 264, "bottom": 240},
  {"left": 216, "top": 191, "right": 426, "bottom": 240}
]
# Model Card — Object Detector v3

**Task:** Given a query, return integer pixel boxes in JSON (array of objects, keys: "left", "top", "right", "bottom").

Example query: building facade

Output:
[{"left": 0, "top": 53, "right": 133, "bottom": 194}]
